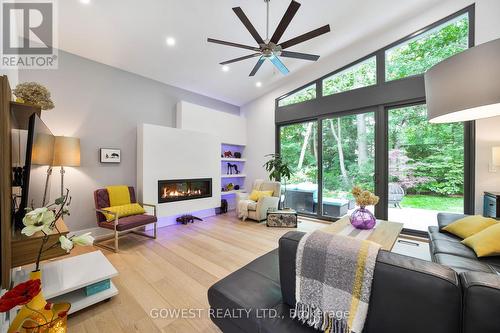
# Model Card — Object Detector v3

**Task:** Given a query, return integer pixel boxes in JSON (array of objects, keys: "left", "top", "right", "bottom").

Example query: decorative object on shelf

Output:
[
  {"left": 425, "top": 37, "right": 500, "bottom": 123},
  {"left": 350, "top": 186, "right": 379, "bottom": 230},
  {"left": 223, "top": 151, "right": 233, "bottom": 158},
  {"left": 53, "top": 136, "right": 81, "bottom": 196},
  {"left": 227, "top": 163, "right": 240, "bottom": 175},
  {"left": 234, "top": 185, "right": 240, "bottom": 190},
  {"left": 176, "top": 215, "right": 203, "bottom": 225},
  {"left": 12, "top": 82, "right": 55, "bottom": 110},
  {"left": 266, "top": 208, "right": 298, "bottom": 228},
  {"left": 234, "top": 152, "right": 242, "bottom": 159},
  {"left": 225, "top": 183, "right": 234, "bottom": 191},
  {"left": 100, "top": 148, "right": 121, "bottom": 163},
  {"left": 263, "top": 154, "right": 291, "bottom": 208},
  {"left": 4, "top": 190, "right": 93, "bottom": 332}
]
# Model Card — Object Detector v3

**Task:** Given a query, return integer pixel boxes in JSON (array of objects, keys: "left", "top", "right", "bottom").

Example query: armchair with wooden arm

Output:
[{"left": 93, "top": 186, "right": 157, "bottom": 252}]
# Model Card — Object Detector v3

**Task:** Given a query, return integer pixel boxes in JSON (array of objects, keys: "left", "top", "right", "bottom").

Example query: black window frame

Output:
[{"left": 275, "top": 5, "right": 475, "bottom": 235}]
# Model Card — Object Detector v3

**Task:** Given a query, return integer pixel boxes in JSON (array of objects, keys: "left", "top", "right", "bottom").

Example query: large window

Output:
[
  {"left": 385, "top": 13, "right": 469, "bottom": 81},
  {"left": 276, "top": 6, "right": 474, "bottom": 232},
  {"left": 388, "top": 105, "right": 464, "bottom": 231},
  {"left": 322, "top": 57, "right": 376, "bottom": 97},
  {"left": 322, "top": 112, "right": 375, "bottom": 218},
  {"left": 278, "top": 84, "right": 316, "bottom": 107},
  {"left": 280, "top": 121, "right": 318, "bottom": 214}
]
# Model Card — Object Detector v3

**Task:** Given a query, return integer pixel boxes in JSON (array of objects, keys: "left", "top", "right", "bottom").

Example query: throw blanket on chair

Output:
[
  {"left": 294, "top": 230, "right": 380, "bottom": 333},
  {"left": 237, "top": 199, "right": 254, "bottom": 221}
]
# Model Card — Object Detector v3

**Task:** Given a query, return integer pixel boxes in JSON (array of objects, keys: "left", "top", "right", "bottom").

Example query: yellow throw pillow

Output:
[
  {"left": 102, "top": 203, "right": 146, "bottom": 222},
  {"left": 106, "top": 185, "right": 131, "bottom": 206},
  {"left": 249, "top": 190, "right": 273, "bottom": 202},
  {"left": 443, "top": 215, "right": 497, "bottom": 239},
  {"left": 462, "top": 223, "right": 500, "bottom": 257}
]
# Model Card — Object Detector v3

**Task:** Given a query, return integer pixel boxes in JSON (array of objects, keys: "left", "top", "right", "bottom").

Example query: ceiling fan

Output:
[{"left": 208, "top": 0, "right": 331, "bottom": 76}]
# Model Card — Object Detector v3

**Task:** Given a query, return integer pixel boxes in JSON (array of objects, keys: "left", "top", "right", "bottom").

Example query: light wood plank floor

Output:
[{"left": 68, "top": 213, "right": 327, "bottom": 333}]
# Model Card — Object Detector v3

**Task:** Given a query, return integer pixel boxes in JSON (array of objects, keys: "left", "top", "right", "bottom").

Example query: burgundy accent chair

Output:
[{"left": 93, "top": 186, "right": 157, "bottom": 252}]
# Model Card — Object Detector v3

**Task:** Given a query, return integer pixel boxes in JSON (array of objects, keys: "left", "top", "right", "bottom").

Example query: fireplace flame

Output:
[{"left": 161, "top": 187, "right": 202, "bottom": 199}]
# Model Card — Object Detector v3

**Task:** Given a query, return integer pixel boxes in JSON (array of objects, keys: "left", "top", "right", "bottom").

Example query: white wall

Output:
[
  {"left": 242, "top": 0, "right": 500, "bottom": 213},
  {"left": 137, "top": 124, "right": 221, "bottom": 221},
  {"left": 176, "top": 101, "right": 247, "bottom": 146},
  {"left": 18, "top": 50, "right": 239, "bottom": 231}
]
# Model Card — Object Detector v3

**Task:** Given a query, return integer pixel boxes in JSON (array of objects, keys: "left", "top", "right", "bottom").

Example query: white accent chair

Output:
[{"left": 236, "top": 180, "right": 281, "bottom": 222}]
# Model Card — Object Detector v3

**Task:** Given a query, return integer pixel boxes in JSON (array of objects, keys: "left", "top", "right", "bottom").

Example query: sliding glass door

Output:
[
  {"left": 387, "top": 104, "right": 465, "bottom": 231},
  {"left": 321, "top": 112, "right": 375, "bottom": 218},
  {"left": 280, "top": 121, "right": 318, "bottom": 214}
]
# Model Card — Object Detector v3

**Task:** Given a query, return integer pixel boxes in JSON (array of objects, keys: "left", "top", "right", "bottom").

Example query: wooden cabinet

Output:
[
  {"left": 11, "top": 219, "right": 69, "bottom": 268},
  {"left": 483, "top": 192, "right": 500, "bottom": 218}
]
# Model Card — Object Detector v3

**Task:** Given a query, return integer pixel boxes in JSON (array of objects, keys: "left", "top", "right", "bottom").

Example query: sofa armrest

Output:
[
  {"left": 257, "top": 196, "right": 279, "bottom": 221},
  {"left": 437, "top": 212, "right": 468, "bottom": 230},
  {"left": 460, "top": 271, "right": 500, "bottom": 333},
  {"left": 278, "top": 231, "right": 306, "bottom": 306}
]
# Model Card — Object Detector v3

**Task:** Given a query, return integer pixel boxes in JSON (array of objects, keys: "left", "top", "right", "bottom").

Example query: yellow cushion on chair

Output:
[
  {"left": 462, "top": 223, "right": 500, "bottom": 257},
  {"left": 106, "top": 185, "right": 131, "bottom": 206},
  {"left": 443, "top": 215, "right": 497, "bottom": 239},
  {"left": 249, "top": 190, "right": 273, "bottom": 201},
  {"left": 102, "top": 203, "right": 146, "bottom": 222}
]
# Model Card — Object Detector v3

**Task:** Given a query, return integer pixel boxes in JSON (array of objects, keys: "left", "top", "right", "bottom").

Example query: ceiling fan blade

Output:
[
  {"left": 249, "top": 57, "right": 265, "bottom": 76},
  {"left": 280, "top": 50, "right": 320, "bottom": 61},
  {"left": 269, "top": 55, "right": 290, "bottom": 75},
  {"left": 207, "top": 38, "right": 261, "bottom": 52},
  {"left": 270, "top": 0, "right": 301, "bottom": 44},
  {"left": 279, "top": 24, "right": 331, "bottom": 49},
  {"left": 220, "top": 53, "right": 261, "bottom": 65},
  {"left": 232, "top": 7, "right": 265, "bottom": 45}
]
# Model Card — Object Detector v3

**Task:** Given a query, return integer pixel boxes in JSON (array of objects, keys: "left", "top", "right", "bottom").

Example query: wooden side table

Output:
[{"left": 483, "top": 192, "right": 500, "bottom": 218}]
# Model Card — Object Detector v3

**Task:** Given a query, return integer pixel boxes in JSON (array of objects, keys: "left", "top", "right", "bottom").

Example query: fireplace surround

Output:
[{"left": 158, "top": 178, "right": 212, "bottom": 203}]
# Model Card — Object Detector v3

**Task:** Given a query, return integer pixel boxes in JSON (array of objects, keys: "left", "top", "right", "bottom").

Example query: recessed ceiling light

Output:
[
  {"left": 80, "top": 0, "right": 91, "bottom": 4},
  {"left": 166, "top": 37, "right": 176, "bottom": 46},
  {"left": 256, "top": 82, "right": 262, "bottom": 88},
  {"left": 222, "top": 65, "right": 230, "bottom": 72}
]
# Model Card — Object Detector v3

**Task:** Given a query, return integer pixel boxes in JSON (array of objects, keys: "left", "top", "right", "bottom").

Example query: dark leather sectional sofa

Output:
[
  {"left": 208, "top": 229, "right": 500, "bottom": 333},
  {"left": 429, "top": 213, "right": 500, "bottom": 274}
]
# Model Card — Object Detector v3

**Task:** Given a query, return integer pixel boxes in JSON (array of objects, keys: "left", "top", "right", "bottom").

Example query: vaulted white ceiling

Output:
[{"left": 58, "top": 0, "right": 445, "bottom": 106}]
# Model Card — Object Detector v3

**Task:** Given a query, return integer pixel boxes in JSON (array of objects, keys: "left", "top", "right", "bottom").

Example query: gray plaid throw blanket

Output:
[{"left": 293, "top": 230, "right": 380, "bottom": 333}]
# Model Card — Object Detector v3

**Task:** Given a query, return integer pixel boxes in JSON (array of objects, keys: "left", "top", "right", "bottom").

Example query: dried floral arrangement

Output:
[
  {"left": 12, "top": 82, "right": 55, "bottom": 110},
  {"left": 352, "top": 186, "right": 380, "bottom": 207}
]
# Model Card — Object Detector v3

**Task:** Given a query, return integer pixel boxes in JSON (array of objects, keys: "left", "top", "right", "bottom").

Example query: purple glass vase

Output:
[{"left": 350, "top": 206, "right": 376, "bottom": 230}]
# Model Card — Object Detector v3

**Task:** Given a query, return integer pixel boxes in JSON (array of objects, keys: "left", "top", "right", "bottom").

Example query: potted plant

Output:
[
  {"left": 0, "top": 189, "right": 94, "bottom": 333},
  {"left": 12, "top": 82, "right": 55, "bottom": 110},
  {"left": 263, "top": 154, "right": 291, "bottom": 209}
]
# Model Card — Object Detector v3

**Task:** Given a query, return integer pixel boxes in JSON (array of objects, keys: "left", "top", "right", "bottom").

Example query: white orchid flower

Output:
[
  {"left": 59, "top": 235, "right": 74, "bottom": 253},
  {"left": 22, "top": 207, "right": 55, "bottom": 236},
  {"left": 72, "top": 233, "right": 95, "bottom": 246}
]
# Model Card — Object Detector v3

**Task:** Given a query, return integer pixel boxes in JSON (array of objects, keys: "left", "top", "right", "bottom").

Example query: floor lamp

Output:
[
  {"left": 52, "top": 136, "right": 81, "bottom": 196},
  {"left": 425, "top": 38, "right": 500, "bottom": 123}
]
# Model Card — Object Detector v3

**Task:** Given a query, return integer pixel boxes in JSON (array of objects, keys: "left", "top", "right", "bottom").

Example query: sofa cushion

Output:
[
  {"left": 428, "top": 226, "right": 462, "bottom": 243},
  {"left": 434, "top": 253, "right": 498, "bottom": 274},
  {"left": 462, "top": 223, "right": 500, "bottom": 257},
  {"left": 99, "top": 214, "right": 156, "bottom": 231},
  {"left": 430, "top": 239, "right": 478, "bottom": 259},
  {"left": 208, "top": 250, "right": 282, "bottom": 333},
  {"left": 443, "top": 215, "right": 497, "bottom": 239},
  {"left": 437, "top": 212, "right": 467, "bottom": 231}
]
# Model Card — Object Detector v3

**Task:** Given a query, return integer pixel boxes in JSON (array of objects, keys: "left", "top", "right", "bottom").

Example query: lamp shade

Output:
[
  {"left": 493, "top": 147, "right": 500, "bottom": 167},
  {"left": 425, "top": 38, "right": 500, "bottom": 123},
  {"left": 52, "top": 136, "right": 80, "bottom": 167}
]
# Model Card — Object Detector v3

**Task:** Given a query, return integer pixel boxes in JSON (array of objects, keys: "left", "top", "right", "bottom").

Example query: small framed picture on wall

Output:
[{"left": 100, "top": 148, "right": 121, "bottom": 163}]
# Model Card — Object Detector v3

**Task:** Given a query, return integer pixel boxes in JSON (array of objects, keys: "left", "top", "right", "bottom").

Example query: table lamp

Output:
[
  {"left": 425, "top": 38, "right": 500, "bottom": 123},
  {"left": 52, "top": 136, "right": 80, "bottom": 196}
]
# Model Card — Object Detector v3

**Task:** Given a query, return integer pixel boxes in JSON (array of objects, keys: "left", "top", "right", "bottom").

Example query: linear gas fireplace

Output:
[{"left": 158, "top": 178, "right": 212, "bottom": 203}]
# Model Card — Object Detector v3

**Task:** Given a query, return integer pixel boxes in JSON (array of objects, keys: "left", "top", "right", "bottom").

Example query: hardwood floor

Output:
[{"left": 68, "top": 213, "right": 327, "bottom": 333}]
